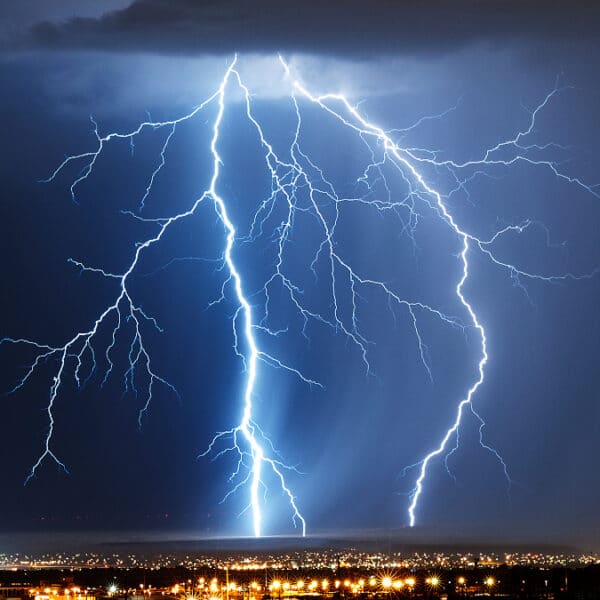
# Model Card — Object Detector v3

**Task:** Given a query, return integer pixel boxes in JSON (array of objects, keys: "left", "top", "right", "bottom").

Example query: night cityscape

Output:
[
  {"left": 1, "top": 545, "right": 600, "bottom": 599},
  {"left": 1, "top": 1, "right": 599, "bottom": 599}
]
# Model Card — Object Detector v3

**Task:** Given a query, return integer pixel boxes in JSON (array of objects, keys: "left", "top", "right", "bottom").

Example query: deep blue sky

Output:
[{"left": 0, "top": 1, "right": 599, "bottom": 548}]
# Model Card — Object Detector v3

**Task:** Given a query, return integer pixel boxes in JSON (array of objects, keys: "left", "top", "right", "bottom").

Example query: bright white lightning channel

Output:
[{"left": 1, "top": 55, "right": 596, "bottom": 533}]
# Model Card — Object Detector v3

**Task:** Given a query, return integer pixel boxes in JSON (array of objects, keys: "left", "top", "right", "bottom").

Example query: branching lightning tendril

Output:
[{"left": 1, "top": 55, "right": 596, "bottom": 534}]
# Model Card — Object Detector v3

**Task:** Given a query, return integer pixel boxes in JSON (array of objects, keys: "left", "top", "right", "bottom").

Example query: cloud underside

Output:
[{"left": 25, "top": 0, "right": 600, "bottom": 57}]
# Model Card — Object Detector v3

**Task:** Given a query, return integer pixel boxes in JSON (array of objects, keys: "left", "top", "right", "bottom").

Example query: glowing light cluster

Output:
[{"left": 1, "top": 55, "right": 596, "bottom": 535}]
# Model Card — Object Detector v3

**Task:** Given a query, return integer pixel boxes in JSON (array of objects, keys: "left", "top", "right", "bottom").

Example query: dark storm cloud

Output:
[
  {"left": 20, "top": 0, "right": 600, "bottom": 57},
  {"left": 0, "top": 0, "right": 132, "bottom": 42}
]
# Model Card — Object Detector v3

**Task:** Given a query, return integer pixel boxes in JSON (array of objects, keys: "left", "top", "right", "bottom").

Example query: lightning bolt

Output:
[
  {"left": 1, "top": 55, "right": 596, "bottom": 533},
  {"left": 276, "top": 59, "right": 597, "bottom": 525}
]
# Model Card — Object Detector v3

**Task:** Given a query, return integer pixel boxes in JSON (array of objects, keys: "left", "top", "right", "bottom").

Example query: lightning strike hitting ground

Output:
[{"left": 1, "top": 55, "right": 596, "bottom": 534}]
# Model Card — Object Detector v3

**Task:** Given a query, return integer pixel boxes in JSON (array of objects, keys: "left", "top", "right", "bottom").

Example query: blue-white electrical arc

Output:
[{"left": 1, "top": 55, "right": 597, "bottom": 536}]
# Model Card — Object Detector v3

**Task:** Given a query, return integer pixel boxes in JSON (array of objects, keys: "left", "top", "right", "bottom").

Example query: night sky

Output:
[{"left": 1, "top": 1, "right": 599, "bottom": 548}]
